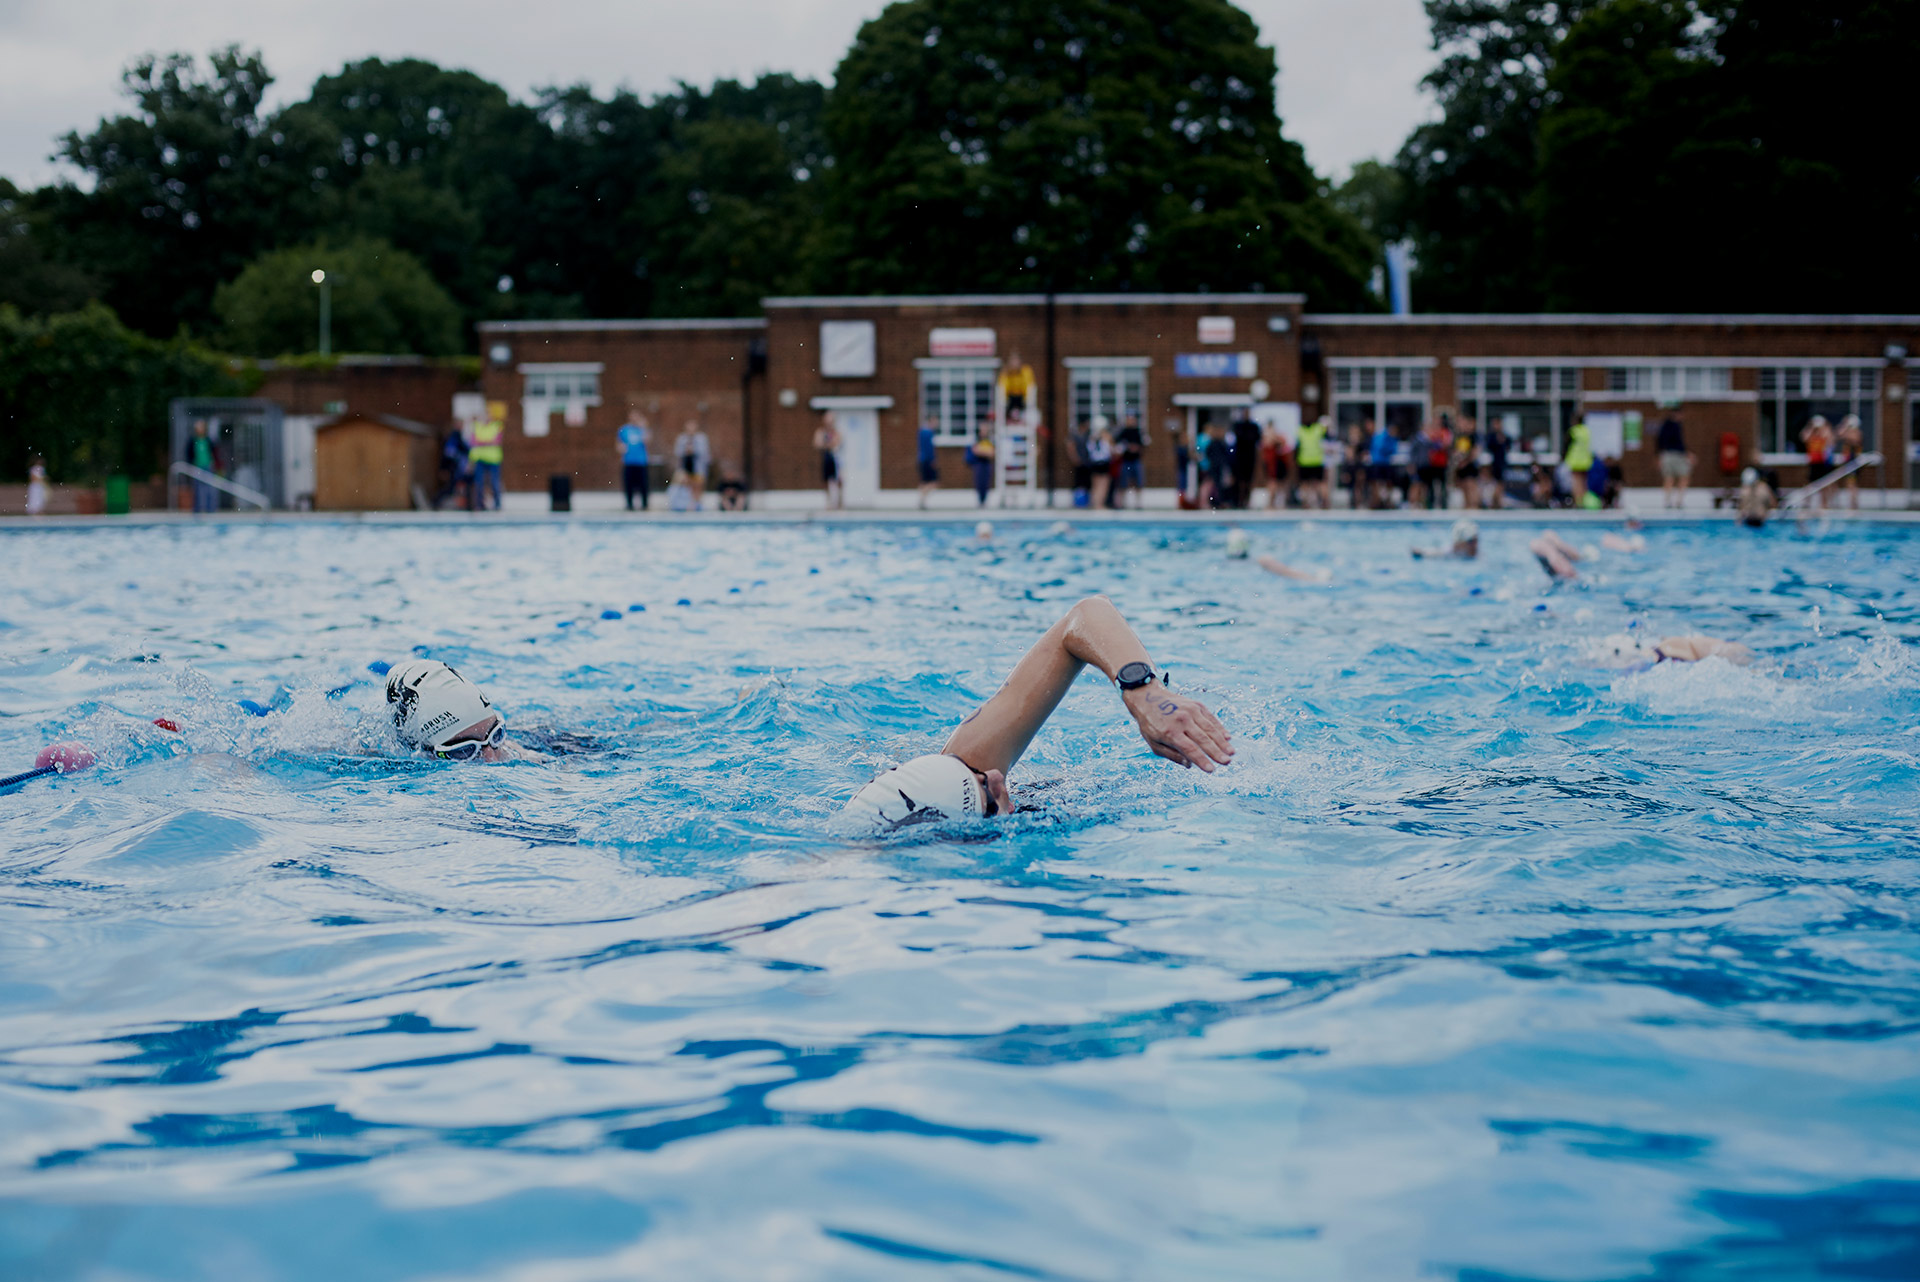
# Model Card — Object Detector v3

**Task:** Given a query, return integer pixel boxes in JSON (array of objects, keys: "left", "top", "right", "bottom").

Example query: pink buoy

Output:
[{"left": 34, "top": 742, "right": 95, "bottom": 774}]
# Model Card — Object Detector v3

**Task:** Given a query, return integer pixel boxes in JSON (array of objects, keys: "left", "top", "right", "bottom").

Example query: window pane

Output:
[
  {"left": 1809, "top": 368, "right": 1828, "bottom": 394},
  {"left": 1560, "top": 368, "right": 1579, "bottom": 393},
  {"left": 1659, "top": 368, "right": 1678, "bottom": 394},
  {"left": 1606, "top": 368, "right": 1627, "bottom": 393},
  {"left": 1358, "top": 368, "right": 1377, "bottom": 394},
  {"left": 1383, "top": 367, "right": 1402, "bottom": 394},
  {"left": 1759, "top": 402, "right": 1779, "bottom": 454},
  {"left": 1858, "top": 368, "right": 1878, "bottom": 394},
  {"left": 1487, "top": 368, "right": 1504, "bottom": 394},
  {"left": 973, "top": 373, "right": 994, "bottom": 429},
  {"left": 1760, "top": 368, "right": 1778, "bottom": 393},
  {"left": 1460, "top": 368, "right": 1478, "bottom": 392},
  {"left": 1834, "top": 368, "right": 1853, "bottom": 394},
  {"left": 1535, "top": 367, "right": 1553, "bottom": 396}
]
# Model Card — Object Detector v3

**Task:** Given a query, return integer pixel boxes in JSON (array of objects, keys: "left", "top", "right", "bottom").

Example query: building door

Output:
[{"left": 836, "top": 409, "right": 880, "bottom": 507}]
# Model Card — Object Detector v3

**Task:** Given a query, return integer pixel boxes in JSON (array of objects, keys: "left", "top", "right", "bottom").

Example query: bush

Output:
[
  {"left": 0, "top": 303, "right": 238, "bottom": 483},
  {"left": 214, "top": 237, "right": 463, "bottom": 357}
]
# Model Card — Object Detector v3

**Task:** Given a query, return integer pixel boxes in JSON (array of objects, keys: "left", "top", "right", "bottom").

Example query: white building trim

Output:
[{"left": 809, "top": 396, "right": 895, "bottom": 410}]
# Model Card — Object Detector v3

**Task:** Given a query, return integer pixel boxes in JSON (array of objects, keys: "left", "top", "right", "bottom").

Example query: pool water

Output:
[{"left": 1, "top": 517, "right": 1917, "bottom": 1280}]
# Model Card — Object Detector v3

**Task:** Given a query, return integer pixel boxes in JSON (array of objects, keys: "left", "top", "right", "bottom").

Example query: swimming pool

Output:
[{"left": 2, "top": 516, "right": 1917, "bottom": 1280}]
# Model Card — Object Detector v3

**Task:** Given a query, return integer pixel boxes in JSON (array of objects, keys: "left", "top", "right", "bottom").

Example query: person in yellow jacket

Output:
[
  {"left": 468, "top": 401, "right": 506, "bottom": 511},
  {"left": 998, "top": 353, "right": 1036, "bottom": 419},
  {"left": 1564, "top": 419, "right": 1594, "bottom": 507},
  {"left": 1295, "top": 415, "right": 1330, "bottom": 508}
]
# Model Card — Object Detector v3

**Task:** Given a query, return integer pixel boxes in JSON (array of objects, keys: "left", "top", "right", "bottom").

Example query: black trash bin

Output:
[{"left": 549, "top": 474, "right": 572, "bottom": 512}]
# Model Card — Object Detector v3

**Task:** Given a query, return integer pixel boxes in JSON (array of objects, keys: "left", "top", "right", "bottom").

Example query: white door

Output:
[{"left": 836, "top": 409, "right": 880, "bottom": 507}]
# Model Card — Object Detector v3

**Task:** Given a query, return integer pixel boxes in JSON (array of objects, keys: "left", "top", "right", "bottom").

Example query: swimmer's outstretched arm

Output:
[
  {"left": 941, "top": 595, "right": 1233, "bottom": 784},
  {"left": 1657, "top": 635, "right": 1753, "bottom": 665}
]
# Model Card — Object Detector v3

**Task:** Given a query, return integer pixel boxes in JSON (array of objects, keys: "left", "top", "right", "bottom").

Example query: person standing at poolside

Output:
[
  {"left": 617, "top": 409, "right": 652, "bottom": 511},
  {"left": 1114, "top": 413, "right": 1147, "bottom": 509},
  {"left": 468, "top": 402, "right": 505, "bottom": 511},
  {"left": 1296, "top": 414, "right": 1329, "bottom": 509},
  {"left": 916, "top": 414, "right": 940, "bottom": 509},
  {"left": 1799, "top": 415, "right": 1835, "bottom": 511},
  {"left": 812, "top": 413, "right": 842, "bottom": 510},
  {"left": 184, "top": 419, "right": 221, "bottom": 513},
  {"left": 1367, "top": 417, "right": 1397, "bottom": 509},
  {"left": 1230, "top": 413, "right": 1260, "bottom": 511},
  {"left": 1087, "top": 416, "right": 1115, "bottom": 510},
  {"left": 673, "top": 420, "right": 711, "bottom": 507},
  {"left": 435, "top": 426, "right": 470, "bottom": 510},
  {"left": 1483, "top": 418, "right": 1510, "bottom": 510},
  {"left": 24, "top": 460, "right": 49, "bottom": 516},
  {"left": 999, "top": 352, "right": 1035, "bottom": 421},
  {"left": 1414, "top": 417, "right": 1451, "bottom": 510},
  {"left": 1564, "top": 417, "right": 1595, "bottom": 507},
  {"left": 1260, "top": 422, "right": 1288, "bottom": 510},
  {"left": 1655, "top": 409, "right": 1691, "bottom": 509},
  {"left": 1834, "top": 414, "right": 1865, "bottom": 510},
  {"left": 966, "top": 422, "right": 996, "bottom": 507}
]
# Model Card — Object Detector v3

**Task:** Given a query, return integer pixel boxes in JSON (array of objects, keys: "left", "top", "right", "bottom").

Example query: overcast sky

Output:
[{"left": 0, "top": 0, "right": 1436, "bottom": 191}]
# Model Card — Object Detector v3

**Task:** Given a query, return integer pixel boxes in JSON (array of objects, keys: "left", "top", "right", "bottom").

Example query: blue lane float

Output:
[{"left": 601, "top": 610, "right": 623, "bottom": 620}]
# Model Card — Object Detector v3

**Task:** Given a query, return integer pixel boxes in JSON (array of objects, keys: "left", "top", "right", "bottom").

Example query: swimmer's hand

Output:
[{"left": 1123, "top": 682, "right": 1233, "bottom": 772}]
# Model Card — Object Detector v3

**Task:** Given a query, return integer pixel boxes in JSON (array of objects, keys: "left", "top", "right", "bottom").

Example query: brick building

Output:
[{"left": 477, "top": 299, "right": 1919, "bottom": 503}]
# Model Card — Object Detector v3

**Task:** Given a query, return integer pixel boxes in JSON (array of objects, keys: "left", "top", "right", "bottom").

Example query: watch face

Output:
[{"left": 1118, "top": 662, "right": 1153, "bottom": 688}]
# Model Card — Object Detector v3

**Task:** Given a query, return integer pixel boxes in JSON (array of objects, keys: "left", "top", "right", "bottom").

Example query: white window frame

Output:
[
  {"left": 914, "top": 358, "right": 997, "bottom": 445},
  {"left": 1451, "top": 360, "right": 1584, "bottom": 462},
  {"left": 1754, "top": 360, "right": 1882, "bottom": 459},
  {"left": 518, "top": 362, "right": 603, "bottom": 437},
  {"left": 1065, "top": 358, "right": 1151, "bottom": 431},
  {"left": 1591, "top": 361, "right": 1737, "bottom": 402},
  {"left": 1327, "top": 358, "right": 1434, "bottom": 449}
]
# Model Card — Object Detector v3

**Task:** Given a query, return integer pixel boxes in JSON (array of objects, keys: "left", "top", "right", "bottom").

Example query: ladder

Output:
[
  {"left": 995, "top": 413, "right": 1039, "bottom": 507},
  {"left": 1780, "top": 452, "right": 1882, "bottom": 511}
]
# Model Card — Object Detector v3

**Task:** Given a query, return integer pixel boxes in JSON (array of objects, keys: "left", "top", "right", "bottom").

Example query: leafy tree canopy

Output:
[
  {"left": 817, "top": 0, "right": 1375, "bottom": 304},
  {"left": 213, "top": 236, "right": 462, "bottom": 356}
]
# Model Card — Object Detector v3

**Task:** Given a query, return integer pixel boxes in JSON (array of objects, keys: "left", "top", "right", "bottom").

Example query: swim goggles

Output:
[{"left": 434, "top": 716, "right": 507, "bottom": 760}]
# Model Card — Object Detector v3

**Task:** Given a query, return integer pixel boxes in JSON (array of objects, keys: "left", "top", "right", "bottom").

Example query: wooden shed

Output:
[{"left": 313, "top": 412, "right": 436, "bottom": 510}]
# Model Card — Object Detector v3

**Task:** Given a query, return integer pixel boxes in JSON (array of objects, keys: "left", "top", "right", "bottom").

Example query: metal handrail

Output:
[
  {"left": 169, "top": 462, "right": 270, "bottom": 510},
  {"left": 1779, "top": 452, "right": 1882, "bottom": 510}
]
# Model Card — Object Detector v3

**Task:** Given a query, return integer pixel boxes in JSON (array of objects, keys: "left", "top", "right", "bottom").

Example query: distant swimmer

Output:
[
  {"left": 1737, "top": 468, "right": 1777, "bottom": 528},
  {"left": 384, "top": 660, "right": 547, "bottom": 762},
  {"left": 1530, "top": 531, "right": 1590, "bottom": 580},
  {"left": 1593, "top": 632, "right": 1753, "bottom": 670},
  {"left": 1256, "top": 554, "right": 1331, "bottom": 583},
  {"left": 1601, "top": 517, "right": 1648, "bottom": 553},
  {"left": 837, "top": 596, "right": 1232, "bottom": 832},
  {"left": 1412, "top": 519, "right": 1479, "bottom": 560}
]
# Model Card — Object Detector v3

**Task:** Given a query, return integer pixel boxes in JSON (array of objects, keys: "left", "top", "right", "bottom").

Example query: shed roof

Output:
[{"left": 315, "top": 411, "right": 435, "bottom": 437}]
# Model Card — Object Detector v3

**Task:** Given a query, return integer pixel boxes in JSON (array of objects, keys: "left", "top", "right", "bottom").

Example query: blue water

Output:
[{"left": 2, "top": 517, "right": 1918, "bottom": 1281}]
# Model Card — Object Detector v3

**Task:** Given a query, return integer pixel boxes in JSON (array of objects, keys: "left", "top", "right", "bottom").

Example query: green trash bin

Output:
[{"left": 105, "top": 475, "right": 131, "bottom": 515}]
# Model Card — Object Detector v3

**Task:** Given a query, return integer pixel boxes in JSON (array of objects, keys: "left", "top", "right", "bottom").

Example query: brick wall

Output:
[
  {"left": 256, "top": 360, "right": 470, "bottom": 428},
  {"left": 476, "top": 321, "right": 766, "bottom": 491}
]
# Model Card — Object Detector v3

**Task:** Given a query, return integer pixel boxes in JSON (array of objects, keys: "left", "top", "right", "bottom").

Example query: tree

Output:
[
  {"left": 0, "top": 180, "right": 97, "bottom": 316},
  {"left": 816, "top": 0, "right": 1373, "bottom": 303},
  {"left": 213, "top": 237, "right": 462, "bottom": 356},
  {"left": 1393, "top": 1, "right": 1593, "bottom": 311},
  {"left": 0, "top": 304, "right": 236, "bottom": 482}
]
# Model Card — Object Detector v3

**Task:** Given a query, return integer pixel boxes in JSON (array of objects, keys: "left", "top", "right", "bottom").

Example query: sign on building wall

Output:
[
  {"left": 820, "top": 320, "right": 877, "bottom": 377},
  {"left": 1198, "top": 316, "right": 1235, "bottom": 344},
  {"left": 1175, "top": 352, "right": 1258, "bottom": 379},
  {"left": 929, "top": 327, "right": 996, "bottom": 358}
]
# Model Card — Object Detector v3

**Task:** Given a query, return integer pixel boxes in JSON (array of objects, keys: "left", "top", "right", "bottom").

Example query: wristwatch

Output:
[{"left": 1115, "top": 661, "right": 1157, "bottom": 691}]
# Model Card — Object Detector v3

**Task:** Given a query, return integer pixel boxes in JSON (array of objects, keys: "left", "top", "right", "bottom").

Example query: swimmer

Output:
[
  {"left": 1736, "top": 468, "right": 1776, "bottom": 529},
  {"left": 1226, "top": 527, "right": 1251, "bottom": 559},
  {"left": 1593, "top": 632, "right": 1753, "bottom": 669},
  {"left": 1530, "top": 531, "right": 1588, "bottom": 580},
  {"left": 1256, "top": 554, "right": 1331, "bottom": 583},
  {"left": 1412, "top": 519, "right": 1479, "bottom": 560},
  {"left": 839, "top": 596, "right": 1233, "bottom": 832},
  {"left": 384, "top": 660, "right": 545, "bottom": 762}
]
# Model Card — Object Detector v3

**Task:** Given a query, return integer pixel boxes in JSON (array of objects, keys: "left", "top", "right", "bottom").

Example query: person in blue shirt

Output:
[
  {"left": 617, "top": 409, "right": 652, "bottom": 510},
  {"left": 1367, "top": 417, "right": 1398, "bottom": 508},
  {"left": 917, "top": 415, "right": 939, "bottom": 509}
]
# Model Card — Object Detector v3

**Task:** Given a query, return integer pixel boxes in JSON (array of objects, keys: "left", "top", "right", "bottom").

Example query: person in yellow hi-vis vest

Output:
[
  {"left": 469, "top": 401, "right": 506, "bottom": 511},
  {"left": 998, "top": 352, "right": 1036, "bottom": 419},
  {"left": 1295, "top": 415, "right": 1330, "bottom": 509}
]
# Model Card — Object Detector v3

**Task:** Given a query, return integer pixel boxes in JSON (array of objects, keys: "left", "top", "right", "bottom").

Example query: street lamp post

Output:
[{"left": 311, "top": 268, "right": 331, "bottom": 356}]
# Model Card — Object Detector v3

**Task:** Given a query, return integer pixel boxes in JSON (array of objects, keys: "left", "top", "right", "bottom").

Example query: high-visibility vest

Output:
[
  {"left": 1297, "top": 420, "right": 1327, "bottom": 467},
  {"left": 470, "top": 418, "right": 504, "bottom": 464},
  {"left": 1564, "top": 423, "right": 1593, "bottom": 471}
]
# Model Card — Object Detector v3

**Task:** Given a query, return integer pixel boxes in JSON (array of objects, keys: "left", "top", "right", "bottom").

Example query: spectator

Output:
[
  {"left": 1260, "top": 422, "right": 1289, "bottom": 510},
  {"left": 1114, "top": 413, "right": 1147, "bottom": 509},
  {"left": 468, "top": 402, "right": 505, "bottom": 511},
  {"left": 665, "top": 469, "right": 696, "bottom": 512},
  {"left": 966, "top": 423, "right": 996, "bottom": 506},
  {"left": 1800, "top": 415, "right": 1835, "bottom": 511},
  {"left": 715, "top": 461, "right": 747, "bottom": 511},
  {"left": 1655, "top": 409, "right": 1692, "bottom": 509},
  {"left": 917, "top": 414, "right": 940, "bottom": 509},
  {"left": 1174, "top": 419, "right": 1197, "bottom": 509},
  {"left": 617, "top": 409, "right": 652, "bottom": 511},
  {"left": 1069, "top": 418, "right": 1093, "bottom": 506},
  {"left": 675, "top": 420, "right": 711, "bottom": 506},
  {"left": 435, "top": 426, "right": 470, "bottom": 510},
  {"left": 1564, "top": 418, "right": 1595, "bottom": 507},
  {"left": 1834, "top": 414, "right": 1866, "bottom": 510},
  {"left": 1367, "top": 417, "right": 1397, "bottom": 509},
  {"left": 811, "top": 414, "right": 841, "bottom": 510},
  {"left": 1087, "top": 416, "right": 1114, "bottom": 510},
  {"left": 1201, "top": 420, "right": 1232, "bottom": 508},
  {"left": 25, "top": 460, "right": 49, "bottom": 516},
  {"left": 1230, "top": 413, "right": 1260, "bottom": 510},
  {"left": 184, "top": 419, "right": 222, "bottom": 513},
  {"left": 1483, "top": 419, "right": 1511, "bottom": 510},
  {"left": 1342, "top": 420, "right": 1367, "bottom": 509},
  {"left": 1415, "top": 417, "right": 1451, "bottom": 510},
  {"left": 1295, "top": 415, "right": 1329, "bottom": 509},
  {"left": 999, "top": 352, "right": 1035, "bottom": 419}
]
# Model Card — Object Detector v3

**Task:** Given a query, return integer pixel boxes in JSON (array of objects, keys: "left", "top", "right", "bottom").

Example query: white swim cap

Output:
[
  {"left": 1451, "top": 519, "right": 1480, "bottom": 544},
  {"left": 1594, "top": 633, "right": 1658, "bottom": 670},
  {"left": 385, "top": 659, "right": 496, "bottom": 752},
  {"left": 836, "top": 754, "right": 985, "bottom": 834},
  {"left": 1225, "top": 528, "right": 1251, "bottom": 558},
  {"left": 1741, "top": 468, "right": 1758, "bottom": 485}
]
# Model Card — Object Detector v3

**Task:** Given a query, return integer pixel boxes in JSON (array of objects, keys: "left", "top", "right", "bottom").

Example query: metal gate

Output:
[{"left": 169, "top": 399, "right": 287, "bottom": 509}]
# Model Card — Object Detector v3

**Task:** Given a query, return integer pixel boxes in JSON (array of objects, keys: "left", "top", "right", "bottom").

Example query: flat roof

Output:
[
  {"left": 477, "top": 318, "right": 766, "bottom": 333},
  {"left": 1303, "top": 313, "right": 1920, "bottom": 327},
  {"left": 764, "top": 292, "right": 1306, "bottom": 309}
]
